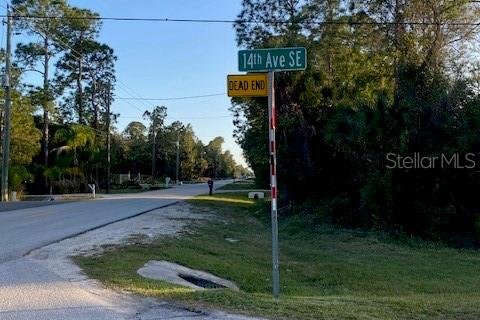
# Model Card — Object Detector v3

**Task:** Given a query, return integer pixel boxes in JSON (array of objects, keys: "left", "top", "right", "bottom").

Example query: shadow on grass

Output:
[
  {"left": 190, "top": 193, "right": 257, "bottom": 207},
  {"left": 216, "top": 182, "right": 261, "bottom": 191}
]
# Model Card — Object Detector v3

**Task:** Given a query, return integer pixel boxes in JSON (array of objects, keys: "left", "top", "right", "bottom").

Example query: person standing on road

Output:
[{"left": 207, "top": 179, "right": 214, "bottom": 196}]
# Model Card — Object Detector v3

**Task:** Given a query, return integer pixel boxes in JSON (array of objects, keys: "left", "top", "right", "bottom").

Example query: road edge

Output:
[{"left": 22, "top": 201, "right": 180, "bottom": 258}]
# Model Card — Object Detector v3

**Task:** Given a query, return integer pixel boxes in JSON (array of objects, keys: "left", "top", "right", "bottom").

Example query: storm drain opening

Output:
[
  {"left": 178, "top": 274, "right": 227, "bottom": 289},
  {"left": 137, "top": 260, "right": 240, "bottom": 291}
]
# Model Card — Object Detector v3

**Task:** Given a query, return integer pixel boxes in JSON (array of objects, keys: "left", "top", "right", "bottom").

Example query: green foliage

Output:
[
  {"left": 124, "top": 121, "right": 146, "bottom": 140},
  {"left": 52, "top": 5, "right": 113, "bottom": 126},
  {"left": 55, "top": 40, "right": 116, "bottom": 126},
  {"left": 9, "top": 165, "right": 32, "bottom": 192},
  {"left": 233, "top": 0, "right": 480, "bottom": 244},
  {"left": 14, "top": 0, "right": 70, "bottom": 169},
  {"left": 114, "top": 114, "right": 241, "bottom": 182},
  {"left": 45, "top": 124, "right": 96, "bottom": 191},
  {"left": 10, "top": 94, "right": 42, "bottom": 165},
  {"left": 54, "top": 124, "right": 95, "bottom": 149},
  {"left": 143, "top": 105, "right": 167, "bottom": 134},
  {"left": 203, "top": 137, "right": 236, "bottom": 178}
]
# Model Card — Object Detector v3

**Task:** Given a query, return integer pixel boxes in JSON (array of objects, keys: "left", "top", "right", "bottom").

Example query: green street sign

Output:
[{"left": 238, "top": 47, "right": 307, "bottom": 72}]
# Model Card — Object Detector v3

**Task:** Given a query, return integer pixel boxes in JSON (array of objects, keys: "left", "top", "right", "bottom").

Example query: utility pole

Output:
[
  {"left": 1, "top": 8, "right": 12, "bottom": 202},
  {"left": 106, "top": 88, "right": 111, "bottom": 194},
  {"left": 151, "top": 124, "right": 156, "bottom": 180},
  {"left": 175, "top": 132, "right": 180, "bottom": 184}
]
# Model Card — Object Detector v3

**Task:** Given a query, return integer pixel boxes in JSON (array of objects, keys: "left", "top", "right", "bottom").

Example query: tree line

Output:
[
  {"left": 2, "top": 0, "right": 246, "bottom": 195},
  {"left": 233, "top": 0, "right": 480, "bottom": 245}
]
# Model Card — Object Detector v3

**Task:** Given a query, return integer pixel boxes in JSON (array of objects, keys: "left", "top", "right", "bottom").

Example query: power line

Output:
[
  {"left": 119, "top": 115, "right": 232, "bottom": 120},
  {"left": 3, "top": 14, "right": 480, "bottom": 27},
  {"left": 3, "top": 14, "right": 243, "bottom": 23},
  {"left": 117, "top": 93, "right": 226, "bottom": 101},
  {"left": 8, "top": 8, "right": 231, "bottom": 123}
]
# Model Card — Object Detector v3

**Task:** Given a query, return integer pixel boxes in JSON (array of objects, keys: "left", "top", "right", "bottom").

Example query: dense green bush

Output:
[{"left": 232, "top": 0, "right": 480, "bottom": 245}]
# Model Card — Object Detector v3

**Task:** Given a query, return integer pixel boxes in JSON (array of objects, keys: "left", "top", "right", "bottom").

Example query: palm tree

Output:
[{"left": 46, "top": 124, "right": 96, "bottom": 193}]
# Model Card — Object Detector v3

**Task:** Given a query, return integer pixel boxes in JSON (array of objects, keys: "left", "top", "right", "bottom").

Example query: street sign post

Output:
[
  {"left": 227, "top": 74, "right": 268, "bottom": 97},
  {"left": 238, "top": 47, "right": 307, "bottom": 72},
  {"left": 233, "top": 47, "right": 307, "bottom": 298},
  {"left": 267, "top": 71, "right": 280, "bottom": 298}
]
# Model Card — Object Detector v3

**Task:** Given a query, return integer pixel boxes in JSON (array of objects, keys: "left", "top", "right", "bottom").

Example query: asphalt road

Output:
[
  {"left": 0, "top": 181, "right": 258, "bottom": 320},
  {"left": 0, "top": 182, "right": 224, "bottom": 263}
]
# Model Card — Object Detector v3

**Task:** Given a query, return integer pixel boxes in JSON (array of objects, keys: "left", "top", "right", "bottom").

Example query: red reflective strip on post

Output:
[
  {"left": 270, "top": 141, "right": 275, "bottom": 153},
  {"left": 271, "top": 84, "right": 275, "bottom": 129},
  {"left": 271, "top": 162, "right": 276, "bottom": 175},
  {"left": 271, "top": 186, "right": 277, "bottom": 199}
]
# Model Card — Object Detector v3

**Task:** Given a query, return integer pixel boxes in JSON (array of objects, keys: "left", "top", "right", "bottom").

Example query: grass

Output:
[
  {"left": 104, "top": 187, "right": 145, "bottom": 194},
  {"left": 75, "top": 192, "right": 480, "bottom": 320},
  {"left": 216, "top": 181, "right": 264, "bottom": 191}
]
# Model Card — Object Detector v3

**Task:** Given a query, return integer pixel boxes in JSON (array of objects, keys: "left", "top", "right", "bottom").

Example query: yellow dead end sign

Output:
[{"left": 227, "top": 73, "right": 268, "bottom": 97}]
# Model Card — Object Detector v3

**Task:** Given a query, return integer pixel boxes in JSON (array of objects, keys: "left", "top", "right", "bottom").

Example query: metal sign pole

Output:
[
  {"left": 268, "top": 71, "right": 280, "bottom": 297},
  {"left": 234, "top": 46, "right": 306, "bottom": 298}
]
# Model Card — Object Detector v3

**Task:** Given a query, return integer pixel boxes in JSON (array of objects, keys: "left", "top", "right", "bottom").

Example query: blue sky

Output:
[{"left": 19, "top": 0, "right": 247, "bottom": 165}]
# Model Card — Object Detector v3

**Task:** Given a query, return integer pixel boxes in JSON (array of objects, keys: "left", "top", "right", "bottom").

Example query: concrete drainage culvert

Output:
[{"left": 137, "top": 260, "right": 239, "bottom": 291}]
